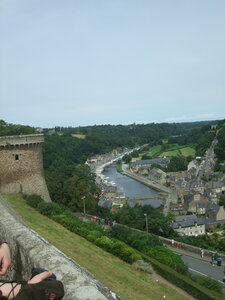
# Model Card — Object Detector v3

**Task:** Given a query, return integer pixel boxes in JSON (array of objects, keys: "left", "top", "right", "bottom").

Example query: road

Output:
[
  {"left": 196, "top": 137, "right": 218, "bottom": 180},
  {"left": 167, "top": 245, "right": 225, "bottom": 284},
  {"left": 182, "top": 255, "right": 224, "bottom": 282}
]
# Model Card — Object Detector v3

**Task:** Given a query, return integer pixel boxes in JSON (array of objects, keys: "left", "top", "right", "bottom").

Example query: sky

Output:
[{"left": 0, "top": 0, "right": 225, "bottom": 128}]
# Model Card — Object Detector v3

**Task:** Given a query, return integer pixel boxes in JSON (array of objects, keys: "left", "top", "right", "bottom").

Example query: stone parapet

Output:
[
  {"left": 0, "top": 195, "right": 119, "bottom": 300},
  {"left": 0, "top": 134, "right": 44, "bottom": 148}
]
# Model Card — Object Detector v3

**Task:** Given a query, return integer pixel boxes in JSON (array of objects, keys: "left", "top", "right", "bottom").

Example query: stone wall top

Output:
[{"left": 0, "top": 134, "right": 44, "bottom": 147}]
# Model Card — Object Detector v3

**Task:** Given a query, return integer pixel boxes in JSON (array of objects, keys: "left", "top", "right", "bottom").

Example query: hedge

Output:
[
  {"left": 52, "top": 214, "right": 141, "bottom": 264},
  {"left": 141, "top": 253, "right": 222, "bottom": 300},
  {"left": 110, "top": 225, "right": 187, "bottom": 274}
]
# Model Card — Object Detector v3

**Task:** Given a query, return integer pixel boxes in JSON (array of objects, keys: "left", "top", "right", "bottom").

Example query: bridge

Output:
[{"left": 113, "top": 195, "right": 166, "bottom": 207}]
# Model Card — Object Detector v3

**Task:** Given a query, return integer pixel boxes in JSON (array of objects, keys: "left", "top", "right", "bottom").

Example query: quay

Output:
[{"left": 122, "top": 169, "right": 172, "bottom": 194}]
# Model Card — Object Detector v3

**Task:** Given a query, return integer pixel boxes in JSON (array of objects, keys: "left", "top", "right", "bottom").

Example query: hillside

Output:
[{"left": 5, "top": 193, "right": 194, "bottom": 300}]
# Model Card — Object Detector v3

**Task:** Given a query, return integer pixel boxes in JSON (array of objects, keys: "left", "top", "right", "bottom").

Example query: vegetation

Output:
[
  {"left": 22, "top": 195, "right": 186, "bottom": 271},
  {"left": 175, "top": 233, "right": 225, "bottom": 254},
  {"left": 0, "top": 120, "right": 36, "bottom": 136},
  {"left": 112, "top": 204, "right": 177, "bottom": 238},
  {"left": 6, "top": 194, "right": 194, "bottom": 300},
  {"left": 219, "top": 194, "right": 225, "bottom": 207},
  {"left": 109, "top": 225, "right": 187, "bottom": 274},
  {"left": 5, "top": 194, "right": 223, "bottom": 300},
  {"left": 0, "top": 119, "right": 221, "bottom": 211},
  {"left": 214, "top": 124, "right": 225, "bottom": 172}
]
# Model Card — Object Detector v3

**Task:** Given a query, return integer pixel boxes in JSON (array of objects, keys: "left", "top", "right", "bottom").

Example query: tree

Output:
[
  {"left": 167, "top": 156, "right": 186, "bottom": 172},
  {"left": 113, "top": 205, "right": 176, "bottom": 238},
  {"left": 122, "top": 154, "right": 132, "bottom": 164},
  {"left": 141, "top": 154, "right": 152, "bottom": 160},
  {"left": 219, "top": 194, "right": 225, "bottom": 207}
]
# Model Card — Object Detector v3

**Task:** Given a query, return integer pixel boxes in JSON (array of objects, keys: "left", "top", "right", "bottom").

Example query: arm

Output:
[{"left": 0, "top": 241, "right": 11, "bottom": 275}]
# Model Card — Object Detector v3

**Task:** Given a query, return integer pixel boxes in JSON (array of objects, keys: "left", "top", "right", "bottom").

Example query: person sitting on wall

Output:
[{"left": 0, "top": 240, "right": 64, "bottom": 300}]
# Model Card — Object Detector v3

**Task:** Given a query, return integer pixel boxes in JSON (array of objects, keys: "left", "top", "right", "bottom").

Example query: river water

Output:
[{"left": 103, "top": 163, "right": 161, "bottom": 208}]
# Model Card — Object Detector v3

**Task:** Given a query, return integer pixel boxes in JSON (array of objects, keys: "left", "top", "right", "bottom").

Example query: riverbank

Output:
[{"left": 122, "top": 168, "right": 172, "bottom": 194}]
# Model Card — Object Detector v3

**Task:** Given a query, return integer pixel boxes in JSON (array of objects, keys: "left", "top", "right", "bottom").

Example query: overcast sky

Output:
[{"left": 0, "top": 0, "right": 225, "bottom": 128}]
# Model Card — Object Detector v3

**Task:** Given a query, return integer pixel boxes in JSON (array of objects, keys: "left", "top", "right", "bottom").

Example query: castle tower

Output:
[{"left": 0, "top": 134, "right": 51, "bottom": 202}]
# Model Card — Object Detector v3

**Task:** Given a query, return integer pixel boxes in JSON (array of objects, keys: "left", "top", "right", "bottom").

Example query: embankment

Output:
[{"left": 0, "top": 195, "right": 119, "bottom": 300}]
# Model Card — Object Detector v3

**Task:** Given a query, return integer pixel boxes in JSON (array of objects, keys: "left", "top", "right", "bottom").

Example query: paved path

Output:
[{"left": 167, "top": 245, "right": 225, "bottom": 284}]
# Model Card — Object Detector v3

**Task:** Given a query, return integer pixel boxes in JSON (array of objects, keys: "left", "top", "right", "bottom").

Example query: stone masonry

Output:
[
  {"left": 0, "top": 195, "right": 119, "bottom": 300},
  {"left": 0, "top": 134, "right": 51, "bottom": 202}
]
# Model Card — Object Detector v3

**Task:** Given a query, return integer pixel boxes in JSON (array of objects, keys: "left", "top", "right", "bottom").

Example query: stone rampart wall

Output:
[
  {"left": 0, "top": 195, "right": 119, "bottom": 300},
  {"left": 0, "top": 135, "right": 51, "bottom": 202}
]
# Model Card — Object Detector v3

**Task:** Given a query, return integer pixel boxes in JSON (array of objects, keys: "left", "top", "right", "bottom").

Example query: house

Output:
[
  {"left": 171, "top": 204, "right": 185, "bottom": 215},
  {"left": 188, "top": 199, "right": 210, "bottom": 215},
  {"left": 172, "top": 214, "right": 205, "bottom": 236},
  {"left": 148, "top": 167, "right": 167, "bottom": 185},
  {"left": 207, "top": 181, "right": 225, "bottom": 195},
  {"left": 187, "top": 160, "right": 199, "bottom": 172},
  {"left": 207, "top": 204, "right": 225, "bottom": 221},
  {"left": 189, "top": 181, "right": 205, "bottom": 194},
  {"left": 130, "top": 158, "right": 170, "bottom": 172}
]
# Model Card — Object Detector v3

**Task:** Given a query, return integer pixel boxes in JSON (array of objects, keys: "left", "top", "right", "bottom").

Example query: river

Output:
[{"left": 103, "top": 163, "right": 161, "bottom": 208}]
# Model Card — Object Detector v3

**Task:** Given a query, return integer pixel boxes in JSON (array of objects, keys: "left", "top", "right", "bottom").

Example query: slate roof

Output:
[
  {"left": 131, "top": 158, "right": 169, "bottom": 167},
  {"left": 173, "top": 214, "right": 206, "bottom": 229},
  {"left": 208, "top": 203, "right": 220, "bottom": 214}
]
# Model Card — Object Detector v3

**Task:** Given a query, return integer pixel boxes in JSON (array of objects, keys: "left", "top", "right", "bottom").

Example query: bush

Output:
[
  {"left": 146, "top": 246, "right": 188, "bottom": 274},
  {"left": 95, "top": 236, "right": 114, "bottom": 252},
  {"left": 86, "top": 230, "right": 103, "bottom": 242},
  {"left": 109, "top": 225, "right": 187, "bottom": 273},
  {"left": 110, "top": 225, "right": 162, "bottom": 249},
  {"left": 133, "top": 260, "right": 154, "bottom": 274},
  {"left": 119, "top": 245, "right": 141, "bottom": 263},
  {"left": 37, "top": 202, "right": 64, "bottom": 216},
  {"left": 23, "top": 194, "right": 43, "bottom": 208},
  {"left": 94, "top": 236, "right": 141, "bottom": 263}
]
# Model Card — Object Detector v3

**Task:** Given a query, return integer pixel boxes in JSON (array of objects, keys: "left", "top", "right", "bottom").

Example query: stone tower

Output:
[{"left": 0, "top": 134, "right": 51, "bottom": 202}]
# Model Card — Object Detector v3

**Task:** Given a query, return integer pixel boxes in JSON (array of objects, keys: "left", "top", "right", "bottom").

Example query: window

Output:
[{"left": 15, "top": 154, "right": 19, "bottom": 160}]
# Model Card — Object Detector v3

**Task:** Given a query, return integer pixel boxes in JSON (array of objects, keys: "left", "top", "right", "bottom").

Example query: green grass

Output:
[
  {"left": 160, "top": 149, "right": 181, "bottom": 157},
  {"left": 148, "top": 145, "right": 162, "bottom": 157},
  {"left": 4, "top": 194, "right": 193, "bottom": 300},
  {"left": 147, "top": 144, "right": 196, "bottom": 159},
  {"left": 159, "top": 147, "right": 196, "bottom": 157},
  {"left": 179, "top": 147, "right": 196, "bottom": 157}
]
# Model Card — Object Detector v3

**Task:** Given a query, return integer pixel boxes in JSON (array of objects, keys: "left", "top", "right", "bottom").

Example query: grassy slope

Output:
[
  {"left": 4, "top": 194, "right": 193, "bottom": 300},
  {"left": 148, "top": 144, "right": 196, "bottom": 158},
  {"left": 160, "top": 147, "right": 196, "bottom": 157}
]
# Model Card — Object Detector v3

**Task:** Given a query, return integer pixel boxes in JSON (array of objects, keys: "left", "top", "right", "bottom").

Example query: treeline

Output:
[
  {"left": 55, "top": 122, "right": 211, "bottom": 154},
  {"left": 0, "top": 120, "right": 36, "bottom": 136},
  {"left": 168, "top": 122, "right": 219, "bottom": 157},
  {"left": 215, "top": 125, "right": 225, "bottom": 163}
]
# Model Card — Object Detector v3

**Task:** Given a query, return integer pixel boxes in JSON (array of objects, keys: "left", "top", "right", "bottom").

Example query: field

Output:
[
  {"left": 148, "top": 145, "right": 162, "bottom": 157},
  {"left": 71, "top": 134, "right": 86, "bottom": 139},
  {"left": 159, "top": 147, "right": 196, "bottom": 157},
  {"left": 147, "top": 144, "right": 196, "bottom": 158},
  {"left": 5, "top": 194, "right": 193, "bottom": 300}
]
